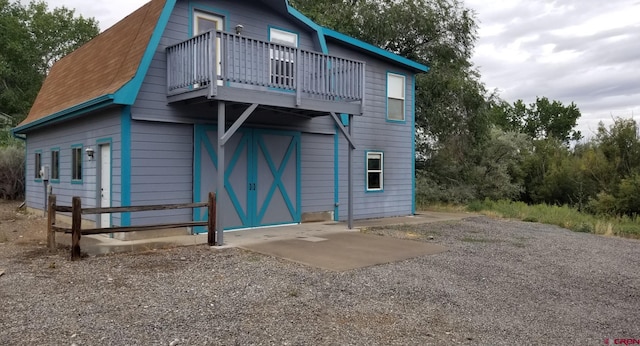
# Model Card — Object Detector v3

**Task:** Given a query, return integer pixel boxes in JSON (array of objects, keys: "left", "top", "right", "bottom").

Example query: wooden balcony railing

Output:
[{"left": 166, "top": 31, "right": 365, "bottom": 108}]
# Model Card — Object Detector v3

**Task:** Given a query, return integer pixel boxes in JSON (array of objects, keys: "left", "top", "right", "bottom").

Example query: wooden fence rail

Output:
[{"left": 47, "top": 193, "right": 217, "bottom": 260}]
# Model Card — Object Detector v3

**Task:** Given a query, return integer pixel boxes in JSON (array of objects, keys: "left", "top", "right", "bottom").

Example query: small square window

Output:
[
  {"left": 71, "top": 146, "right": 82, "bottom": 181},
  {"left": 387, "top": 73, "right": 405, "bottom": 121},
  {"left": 366, "top": 152, "right": 383, "bottom": 191},
  {"left": 269, "top": 28, "right": 298, "bottom": 89},
  {"left": 51, "top": 150, "right": 59, "bottom": 181},
  {"left": 34, "top": 152, "right": 42, "bottom": 179}
]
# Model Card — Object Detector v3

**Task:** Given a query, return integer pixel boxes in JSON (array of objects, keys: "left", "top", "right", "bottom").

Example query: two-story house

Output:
[{"left": 12, "top": 0, "right": 428, "bottom": 243}]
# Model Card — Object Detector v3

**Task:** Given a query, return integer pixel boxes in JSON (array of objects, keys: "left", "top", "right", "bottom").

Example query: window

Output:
[
  {"left": 71, "top": 146, "right": 82, "bottom": 182},
  {"left": 50, "top": 149, "right": 59, "bottom": 181},
  {"left": 269, "top": 28, "right": 298, "bottom": 88},
  {"left": 34, "top": 152, "right": 42, "bottom": 179},
  {"left": 387, "top": 73, "right": 406, "bottom": 121},
  {"left": 366, "top": 152, "right": 383, "bottom": 191}
]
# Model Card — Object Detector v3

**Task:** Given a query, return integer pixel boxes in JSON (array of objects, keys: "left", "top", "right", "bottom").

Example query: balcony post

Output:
[
  {"left": 209, "top": 31, "right": 217, "bottom": 98},
  {"left": 296, "top": 48, "right": 302, "bottom": 106}
]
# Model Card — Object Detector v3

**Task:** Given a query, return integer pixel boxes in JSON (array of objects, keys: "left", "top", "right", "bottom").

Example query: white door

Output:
[
  {"left": 194, "top": 10, "right": 224, "bottom": 85},
  {"left": 100, "top": 144, "right": 111, "bottom": 227}
]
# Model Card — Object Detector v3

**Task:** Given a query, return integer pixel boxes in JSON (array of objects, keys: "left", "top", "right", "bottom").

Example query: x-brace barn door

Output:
[{"left": 194, "top": 126, "right": 300, "bottom": 232}]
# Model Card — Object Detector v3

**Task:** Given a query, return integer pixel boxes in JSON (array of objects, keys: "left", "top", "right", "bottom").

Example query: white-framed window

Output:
[
  {"left": 269, "top": 27, "right": 298, "bottom": 88},
  {"left": 366, "top": 151, "right": 383, "bottom": 191},
  {"left": 71, "top": 145, "right": 83, "bottom": 182},
  {"left": 34, "top": 151, "right": 42, "bottom": 180},
  {"left": 387, "top": 73, "right": 406, "bottom": 121}
]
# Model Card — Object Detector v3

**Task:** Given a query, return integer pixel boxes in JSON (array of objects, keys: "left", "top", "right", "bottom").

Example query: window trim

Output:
[
  {"left": 50, "top": 148, "right": 60, "bottom": 183},
  {"left": 34, "top": 150, "right": 42, "bottom": 181},
  {"left": 365, "top": 151, "right": 384, "bottom": 192},
  {"left": 71, "top": 144, "right": 83, "bottom": 184},
  {"left": 268, "top": 26, "right": 299, "bottom": 90},
  {"left": 386, "top": 72, "right": 406, "bottom": 122}
]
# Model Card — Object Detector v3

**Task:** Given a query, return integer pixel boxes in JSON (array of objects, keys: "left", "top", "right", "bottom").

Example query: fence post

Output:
[
  {"left": 207, "top": 192, "right": 216, "bottom": 246},
  {"left": 71, "top": 197, "right": 82, "bottom": 261},
  {"left": 47, "top": 194, "right": 56, "bottom": 251}
]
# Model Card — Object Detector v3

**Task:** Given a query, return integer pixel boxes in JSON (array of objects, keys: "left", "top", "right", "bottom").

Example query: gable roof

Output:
[
  {"left": 14, "top": 0, "right": 427, "bottom": 133},
  {"left": 15, "top": 0, "right": 167, "bottom": 131}
]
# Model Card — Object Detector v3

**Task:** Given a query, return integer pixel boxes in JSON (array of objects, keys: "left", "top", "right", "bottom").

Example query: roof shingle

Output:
[{"left": 19, "top": 0, "right": 166, "bottom": 127}]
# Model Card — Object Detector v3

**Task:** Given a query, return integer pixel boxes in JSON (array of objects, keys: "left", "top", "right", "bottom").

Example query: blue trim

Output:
[
  {"left": 114, "top": 0, "right": 178, "bottom": 105},
  {"left": 70, "top": 144, "right": 84, "bottom": 184},
  {"left": 49, "top": 147, "right": 60, "bottom": 183},
  {"left": 34, "top": 150, "right": 42, "bottom": 182},
  {"left": 225, "top": 133, "right": 250, "bottom": 225},
  {"left": 365, "top": 150, "right": 384, "bottom": 193},
  {"left": 188, "top": 2, "right": 230, "bottom": 36},
  {"left": 120, "top": 107, "right": 131, "bottom": 226},
  {"left": 285, "top": 4, "right": 328, "bottom": 53},
  {"left": 96, "top": 138, "right": 114, "bottom": 228},
  {"left": 340, "top": 114, "right": 349, "bottom": 126},
  {"left": 255, "top": 133, "right": 298, "bottom": 224},
  {"left": 12, "top": 95, "right": 115, "bottom": 134},
  {"left": 334, "top": 127, "right": 339, "bottom": 221},
  {"left": 411, "top": 75, "right": 416, "bottom": 215},
  {"left": 386, "top": 71, "right": 407, "bottom": 123},
  {"left": 322, "top": 28, "right": 429, "bottom": 72}
]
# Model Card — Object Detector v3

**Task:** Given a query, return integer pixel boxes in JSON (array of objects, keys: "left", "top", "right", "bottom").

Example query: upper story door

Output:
[{"left": 194, "top": 10, "right": 224, "bottom": 85}]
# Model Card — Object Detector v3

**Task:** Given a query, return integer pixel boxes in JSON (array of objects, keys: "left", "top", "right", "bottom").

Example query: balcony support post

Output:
[{"left": 216, "top": 101, "right": 226, "bottom": 245}]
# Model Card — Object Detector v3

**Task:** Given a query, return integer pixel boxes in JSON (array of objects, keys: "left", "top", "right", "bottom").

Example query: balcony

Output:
[{"left": 166, "top": 31, "right": 365, "bottom": 115}]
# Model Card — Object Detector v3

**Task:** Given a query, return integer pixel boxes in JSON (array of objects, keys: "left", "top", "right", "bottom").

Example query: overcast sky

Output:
[{"left": 46, "top": 0, "right": 640, "bottom": 138}]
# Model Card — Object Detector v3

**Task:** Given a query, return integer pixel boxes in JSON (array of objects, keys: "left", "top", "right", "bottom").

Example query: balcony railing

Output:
[{"left": 166, "top": 31, "right": 365, "bottom": 109}]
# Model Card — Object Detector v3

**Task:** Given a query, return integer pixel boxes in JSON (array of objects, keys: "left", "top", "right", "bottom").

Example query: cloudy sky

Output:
[{"left": 46, "top": 0, "right": 640, "bottom": 138}]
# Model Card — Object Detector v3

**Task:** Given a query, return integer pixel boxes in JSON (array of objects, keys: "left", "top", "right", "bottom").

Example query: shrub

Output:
[{"left": 0, "top": 145, "right": 25, "bottom": 200}]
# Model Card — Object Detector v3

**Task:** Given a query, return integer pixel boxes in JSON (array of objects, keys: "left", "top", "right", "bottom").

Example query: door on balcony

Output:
[
  {"left": 193, "top": 125, "right": 301, "bottom": 232},
  {"left": 193, "top": 10, "right": 223, "bottom": 86}
]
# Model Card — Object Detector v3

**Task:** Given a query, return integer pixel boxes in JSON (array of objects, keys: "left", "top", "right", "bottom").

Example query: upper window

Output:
[
  {"left": 366, "top": 152, "right": 383, "bottom": 191},
  {"left": 50, "top": 149, "right": 59, "bottom": 181},
  {"left": 387, "top": 73, "right": 406, "bottom": 121},
  {"left": 34, "top": 152, "right": 42, "bottom": 180},
  {"left": 71, "top": 146, "right": 83, "bottom": 182},
  {"left": 269, "top": 28, "right": 298, "bottom": 89}
]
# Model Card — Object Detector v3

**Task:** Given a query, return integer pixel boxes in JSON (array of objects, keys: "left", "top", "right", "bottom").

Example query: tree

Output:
[
  {"left": 290, "top": 0, "right": 490, "bottom": 153},
  {"left": 490, "top": 97, "right": 582, "bottom": 143},
  {"left": 0, "top": 0, "right": 99, "bottom": 123}
]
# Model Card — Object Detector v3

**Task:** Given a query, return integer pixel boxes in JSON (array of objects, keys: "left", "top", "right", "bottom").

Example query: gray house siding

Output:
[
  {"left": 25, "top": 108, "right": 123, "bottom": 224},
  {"left": 300, "top": 132, "right": 335, "bottom": 214},
  {"left": 129, "top": 119, "right": 193, "bottom": 225},
  {"left": 327, "top": 42, "right": 415, "bottom": 220},
  {"left": 132, "top": 0, "right": 318, "bottom": 124}
]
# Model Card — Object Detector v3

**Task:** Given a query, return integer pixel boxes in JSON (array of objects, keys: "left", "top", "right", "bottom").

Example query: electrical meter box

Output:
[{"left": 40, "top": 165, "right": 50, "bottom": 181}]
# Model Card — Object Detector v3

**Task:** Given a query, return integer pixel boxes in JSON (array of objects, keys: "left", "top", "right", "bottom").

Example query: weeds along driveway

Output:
[{"left": 1, "top": 216, "right": 639, "bottom": 345}]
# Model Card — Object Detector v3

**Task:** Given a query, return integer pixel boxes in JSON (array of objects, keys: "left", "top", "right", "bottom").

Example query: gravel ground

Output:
[{"left": 1, "top": 211, "right": 639, "bottom": 345}]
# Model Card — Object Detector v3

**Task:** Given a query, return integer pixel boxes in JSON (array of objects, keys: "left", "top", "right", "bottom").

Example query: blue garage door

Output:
[{"left": 194, "top": 125, "right": 301, "bottom": 232}]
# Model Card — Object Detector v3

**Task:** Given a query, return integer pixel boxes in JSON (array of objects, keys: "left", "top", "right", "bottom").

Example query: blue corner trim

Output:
[
  {"left": 120, "top": 107, "right": 132, "bottom": 226},
  {"left": 114, "top": 0, "right": 178, "bottom": 105},
  {"left": 322, "top": 28, "right": 429, "bottom": 72},
  {"left": 12, "top": 94, "right": 115, "bottom": 134},
  {"left": 386, "top": 71, "right": 408, "bottom": 123},
  {"left": 411, "top": 75, "right": 416, "bottom": 215},
  {"left": 285, "top": 4, "right": 328, "bottom": 53}
]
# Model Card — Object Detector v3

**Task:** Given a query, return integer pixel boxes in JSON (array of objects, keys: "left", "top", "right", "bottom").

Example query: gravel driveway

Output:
[{"left": 1, "top": 216, "right": 639, "bottom": 345}]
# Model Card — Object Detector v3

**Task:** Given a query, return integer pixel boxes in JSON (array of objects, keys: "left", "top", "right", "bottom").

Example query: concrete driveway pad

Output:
[{"left": 240, "top": 231, "right": 447, "bottom": 271}]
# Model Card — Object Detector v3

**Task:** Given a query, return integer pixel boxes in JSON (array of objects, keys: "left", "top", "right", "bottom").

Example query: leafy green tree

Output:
[
  {"left": 490, "top": 97, "right": 582, "bottom": 143},
  {"left": 0, "top": 0, "right": 98, "bottom": 123}
]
